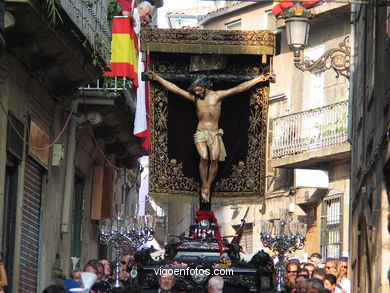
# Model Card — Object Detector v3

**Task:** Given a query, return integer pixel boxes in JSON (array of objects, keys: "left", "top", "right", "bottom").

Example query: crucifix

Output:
[{"left": 144, "top": 54, "right": 271, "bottom": 209}]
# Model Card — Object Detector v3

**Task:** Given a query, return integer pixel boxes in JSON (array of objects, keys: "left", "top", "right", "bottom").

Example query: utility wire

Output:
[
  {"left": 81, "top": 91, "right": 122, "bottom": 171},
  {"left": 0, "top": 100, "right": 76, "bottom": 151}
]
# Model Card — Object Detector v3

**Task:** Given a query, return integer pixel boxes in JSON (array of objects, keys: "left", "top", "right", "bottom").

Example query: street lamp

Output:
[
  {"left": 99, "top": 213, "right": 155, "bottom": 289},
  {"left": 276, "top": 1, "right": 350, "bottom": 78},
  {"left": 259, "top": 208, "right": 307, "bottom": 292},
  {"left": 283, "top": 3, "right": 311, "bottom": 57}
]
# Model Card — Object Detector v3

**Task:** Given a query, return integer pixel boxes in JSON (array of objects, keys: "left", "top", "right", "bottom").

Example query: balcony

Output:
[
  {"left": 271, "top": 101, "right": 350, "bottom": 168},
  {"left": 82, "top": 76, "right": 133, "bottom": 93},
  {"left": 77, "top": 76, "right": 144, "bottom": 168},
  {"left": 4, "top": 0, "right": 112, "bottom": 92},
  {"left": 60, "top": 0, "right": 111, "bottom": 65}
]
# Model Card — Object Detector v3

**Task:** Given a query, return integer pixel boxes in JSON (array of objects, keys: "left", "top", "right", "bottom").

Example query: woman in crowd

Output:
[
  {"left": 335, "top": 258, "right": 350, "bottom": 293},
  {"left": 324, "top": 274, "right": 337, "bottom": 293},
  {"left": 0, "top": 251, "right": 8, "bottom": 291}
]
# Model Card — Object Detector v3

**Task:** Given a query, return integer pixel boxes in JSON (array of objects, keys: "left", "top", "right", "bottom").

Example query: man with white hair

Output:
[
  {"left": 133, "top": 1, "right": 153, "bottom": 33},
  {"left": 207, "top": 276, "right": 224, "bottom": 293}
]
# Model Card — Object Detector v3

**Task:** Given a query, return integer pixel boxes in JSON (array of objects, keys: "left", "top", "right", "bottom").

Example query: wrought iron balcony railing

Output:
[
  {"left": 81, "top": 76, "right": 133, "bottom": 92},
  {"left": 60, "top": 0, "right": 111, "bottom": 65},
  {"left": 271, "top": 101, "right": 348, "bottom": 158}
]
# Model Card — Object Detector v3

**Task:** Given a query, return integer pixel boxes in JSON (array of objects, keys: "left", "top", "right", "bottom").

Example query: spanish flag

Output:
[{"left": 104, "top": 16, "right": 139, "bottom": 88}]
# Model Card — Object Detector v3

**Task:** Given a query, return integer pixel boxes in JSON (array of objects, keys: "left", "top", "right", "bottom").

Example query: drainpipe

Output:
[
  {"left": 60, "top": 101, "right": 79, "bottom": 233},
  {"left": 348, "top": 3, "right": 356, "bottom": 293},
  {"left": 61, "top": 97, "right": 114, "bottom": 234},
  {"left": 347, "top": 3, "right": 356, "bottom": 144},
  {"left": 60, "top": 96, "right": 115, "bottom": 233}
]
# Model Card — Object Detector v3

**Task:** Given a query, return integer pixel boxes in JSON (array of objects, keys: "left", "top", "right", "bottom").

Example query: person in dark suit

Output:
[
  {"left": 144, "top": 273, "right": 176, "bottom": 293},
  {"left": 207, "top": 276, "right": 223, "bottom": 293}
]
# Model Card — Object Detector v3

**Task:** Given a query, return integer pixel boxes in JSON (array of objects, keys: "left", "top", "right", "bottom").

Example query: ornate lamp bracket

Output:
[{"left": 294, "top": 36, "right": 351, "bottom": 79}]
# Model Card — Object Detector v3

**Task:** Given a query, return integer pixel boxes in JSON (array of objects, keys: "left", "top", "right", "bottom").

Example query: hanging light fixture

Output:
[
  {"left": 274, "top": 1, "right": 350, "bottom": 79},
  {"left": 283, "top": 4, "right": 312, "bottom": 54}
]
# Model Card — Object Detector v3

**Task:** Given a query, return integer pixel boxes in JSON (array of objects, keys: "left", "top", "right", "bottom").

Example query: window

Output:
[
  {"left": 266, "top": 10, "right": 282, "bottom": 55},
  {"left": 225, "top": 19, "right": 241, "bottom": 30},
  {"left": 71, "top": 176, "right": 85, "bottom": 259},
  {"left": 266, "top": 10, "right": 277, "bottom": 32},
  {"left": 2, "top": 156, "right": 19, "bottom": 292},
  {"left": 20, "top": 157, "right": 43, "bottom": 292},
  {"left": 240, "top": 223, "right": 253, "bottom": 254},
  {"left": 320, "top": 193, "right": 343, "bottom": 259},
  {"left": 275, "top": 32, "right": 282, "bottom": 56},
  {"left": 387, "top": 6, "right": 390, "bottom": 37},
  {"left": 304, "top": 45, "right": 325, "bottom": 110},
  {"left": 384, "top": 158, "right": 390, "bottom": 208},
  {"left": 301, "top": 45, "right": 325, "bottom": 143}
]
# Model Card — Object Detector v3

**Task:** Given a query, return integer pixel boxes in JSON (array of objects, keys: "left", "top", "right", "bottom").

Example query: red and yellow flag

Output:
[{"left": 104, "top": 16, "right": 139, "bottom": 88}]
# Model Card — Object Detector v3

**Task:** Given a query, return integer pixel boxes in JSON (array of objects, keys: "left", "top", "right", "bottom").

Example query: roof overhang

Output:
[
  {"left": 4, "top": 0, "right": 103, "bottom": 96},
  {"left": 198, "top": 2, "right": 256, "bottom": 27},
  {"left": 75, "top": 94, "right": 146, "bottom": 169}
]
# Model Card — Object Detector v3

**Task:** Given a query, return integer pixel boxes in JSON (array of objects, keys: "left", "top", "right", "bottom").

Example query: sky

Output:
[{"left": 157, "top": 0, "right": 217, "bottom": 28}]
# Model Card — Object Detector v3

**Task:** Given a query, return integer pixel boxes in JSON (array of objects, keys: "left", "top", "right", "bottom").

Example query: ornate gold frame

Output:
[
  {"left": 141, "top": 28, "right": 275, "bottom": 56},
  {"left": 143, "top": 28, "right": 274, "bottom": 203}
]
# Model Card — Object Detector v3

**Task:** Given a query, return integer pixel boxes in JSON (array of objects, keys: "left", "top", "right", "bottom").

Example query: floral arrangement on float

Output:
[{"left": 272, "top": 0, "right": 321, "bottom": 17}]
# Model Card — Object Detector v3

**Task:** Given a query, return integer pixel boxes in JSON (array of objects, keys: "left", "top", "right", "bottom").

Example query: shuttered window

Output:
[
  {"left": 3, "top": 157, "right": 18, "bottom": 293},
  {"left": 241, "top": 223, "right": 253, "bottom": 254},
  {"left": 387, "top": 6, "right": 390, "bottom": 37},
  {"left": 19, "top": 157, "right": 42, "bottom": 293},
  {"left": 320, "top": 193, "right": 343, "bottom": 259},
  {"left": 71, "top": 176, "right": 85, "bottom": 260}
]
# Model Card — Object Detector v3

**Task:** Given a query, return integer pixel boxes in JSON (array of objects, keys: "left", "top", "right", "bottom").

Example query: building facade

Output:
[
  {"left": 0, "top": 0, "right": 145, "bottom": 291},
  {"left": 349, "top": 2, "right": 390, "bottom": 293},
  {"left": 196, "top": 1, "right": 352, "bottom": 260}
]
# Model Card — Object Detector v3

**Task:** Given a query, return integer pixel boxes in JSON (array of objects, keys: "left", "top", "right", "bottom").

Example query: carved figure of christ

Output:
[{"left": 145, "top": 71, "right": 270, "bottom": 202}]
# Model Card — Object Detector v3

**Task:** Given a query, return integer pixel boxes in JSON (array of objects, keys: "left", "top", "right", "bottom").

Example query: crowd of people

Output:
[
  {"left": 4, "top": 244, "right": 352, "bottom": 293},
  {"left": 41, "top": 251, "right": 350, "bottom": 293},
  {"left": 56, "top": 252, "right": 141, "bottom": 292},
  {"left": 42, "top": 252, "right": 226, "bottom": 293},
  {"left": 284, "top": 253, "right": 350, "bottom": 293},
  {"left": 49, "top": 252, "right": 182, "bottom": 292},
  {"left": 60, "top": 258, "right": 115, "bottom": 292}
]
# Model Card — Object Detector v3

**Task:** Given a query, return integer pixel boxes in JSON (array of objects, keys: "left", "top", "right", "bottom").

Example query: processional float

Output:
[{"left": 130, "top": 28, "right": 278, "bottom": 292}]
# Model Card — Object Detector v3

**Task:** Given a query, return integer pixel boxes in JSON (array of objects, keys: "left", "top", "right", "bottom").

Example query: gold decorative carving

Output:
[
  {"left": 213, "top": 86, "right": 268, "bottom": 198},
  {"left": 147, "top": 29, "right": 272, "bottom": 202},
  {"left": 149, "top": 74, "right": 269, "bottom": 201},
  {"left": 141, "top": 28, "right": 275, "bottom": 56},
  {"left": 149, "top": 83, "right": 198, "bottom": 197},
  {"left": 189, "top": 55, "right": 226, "bottom": 72}
]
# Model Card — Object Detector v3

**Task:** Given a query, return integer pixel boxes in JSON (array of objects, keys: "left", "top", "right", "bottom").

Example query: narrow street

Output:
[{"left": 0, "top": 0, "right": 389, "bottom": 292}]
